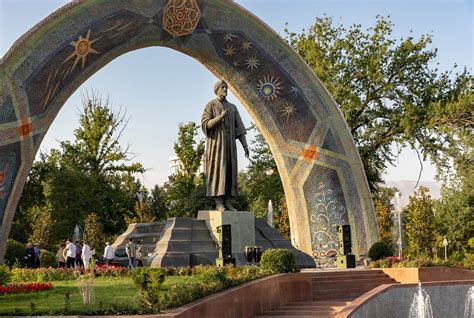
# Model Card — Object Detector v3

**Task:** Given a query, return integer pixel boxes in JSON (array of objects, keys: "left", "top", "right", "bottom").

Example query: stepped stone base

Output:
[
  {"left": 148, "top": 218, "right": 217, "bottom": 267},
  {"left": 114, "top": 216, "right": 315, "bottom": 268}
]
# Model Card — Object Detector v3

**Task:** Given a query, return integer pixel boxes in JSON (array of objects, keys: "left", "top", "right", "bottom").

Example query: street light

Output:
[
  {"left": 443, "top": 237, "right": 448, "bottom": 260},
  {"left": 395, "top": 191, "right": 403, "bottom": 258}
]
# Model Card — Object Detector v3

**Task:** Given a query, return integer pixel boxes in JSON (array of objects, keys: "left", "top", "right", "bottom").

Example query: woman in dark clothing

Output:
[{"left": 23, "top": 242, "right": 35, "bottom": 268}]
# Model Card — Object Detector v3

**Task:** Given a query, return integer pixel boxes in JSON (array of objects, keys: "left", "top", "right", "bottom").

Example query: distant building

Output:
[{"left": 169, "top": 155, "right": 205, "bottom": 176}]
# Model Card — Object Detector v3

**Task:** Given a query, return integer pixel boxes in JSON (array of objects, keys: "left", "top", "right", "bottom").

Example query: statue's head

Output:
[{"left": 214, "top": 80, "right": 228, "bottom": 99}]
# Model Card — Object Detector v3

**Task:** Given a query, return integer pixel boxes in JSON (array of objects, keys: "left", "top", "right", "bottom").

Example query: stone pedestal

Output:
[{"left": 198, "top": 210, "right": 255, "bottom": 265}]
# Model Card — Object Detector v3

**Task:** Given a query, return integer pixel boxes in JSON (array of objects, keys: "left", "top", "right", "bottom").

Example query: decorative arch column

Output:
[{"left": 0, "top": 0, "right": 378, "bottom": 263}]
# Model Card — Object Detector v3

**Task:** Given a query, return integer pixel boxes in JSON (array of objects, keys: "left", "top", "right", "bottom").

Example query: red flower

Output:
[{"left": 0, "top": 282, "right": 53, "bottom": 294}]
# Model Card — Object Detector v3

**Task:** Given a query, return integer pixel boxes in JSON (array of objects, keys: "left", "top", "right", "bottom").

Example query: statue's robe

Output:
[{"left": 201, "top": 98, "right": 246, "bottom": 197}]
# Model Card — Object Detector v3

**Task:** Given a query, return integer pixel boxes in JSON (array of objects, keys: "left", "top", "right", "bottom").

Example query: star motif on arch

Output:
[
  {"left": 289, "top": 86, "right": 299, "bottom": 96},
  {"left": 223, "top": 32, "right": 237, "bottom": 42},
  {"left": 241, "top": 40, "right": 252, "bottom": 51},
  {"left": 223, "top": 45, "right": 236, "bottom": 56},
  {"left": 245, "top": 56, "right": 259, "bottom": 71},
  {"left": 62, "top": 29, "right": 101, "bottom": 73},
  {"left": 279, "top": 102, "right": 297, "bottom": 120}
]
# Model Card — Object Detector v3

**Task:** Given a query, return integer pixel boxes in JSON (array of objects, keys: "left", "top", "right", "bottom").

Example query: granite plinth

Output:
[{"left": 198, "top": 210, "right": 255, "bottom": 265}]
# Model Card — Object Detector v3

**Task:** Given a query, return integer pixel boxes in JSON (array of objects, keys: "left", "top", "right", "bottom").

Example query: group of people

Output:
[
  {"left": 55, "top": 239, "right": 95, "bottom": 269},
  {"left": 125, "top": 238, "right": 143, "bottom": 269},
  {"left": 23, "top": 242, "right": 41, "bottom": 268}
]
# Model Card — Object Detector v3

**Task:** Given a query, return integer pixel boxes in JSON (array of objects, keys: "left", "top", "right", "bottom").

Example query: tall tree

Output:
[
  {"left": 59, "top": 91, "right": 144, "bottom": 177},
  {"left": 285, "top": 16, "right": 471, "bottom": 190},
  {"left": 164, "top": 122, "right": 210, "bottom": 217},
  {"left": 83, "top": 212, "right": 105, "bottom": 252},
  {"left": 404, "top": 186, "right": 435, "bottom": 257},
  {"left": 373, "top": 187, "right": 396, "bottom": 245}
]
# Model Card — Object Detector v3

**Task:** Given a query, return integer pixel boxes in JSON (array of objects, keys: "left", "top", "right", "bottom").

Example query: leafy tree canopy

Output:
[{"left": 285, "top": 15, "right": 472, "bottom": 190}]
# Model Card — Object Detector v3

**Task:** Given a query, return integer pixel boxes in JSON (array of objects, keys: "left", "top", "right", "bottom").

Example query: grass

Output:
[{"left": 0, "top": 277, "right": 139, "bottom": 315}]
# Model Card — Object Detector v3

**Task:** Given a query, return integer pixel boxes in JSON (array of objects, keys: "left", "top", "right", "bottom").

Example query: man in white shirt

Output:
[
  {"left": 65, "top": 238, "right": 76, "bottom": 268},
  {"left": 104, "top": 242, "right": 115, "bottom": 265},
  {"left": 81, "top": 241, "right": 93, "bottom": 269}
]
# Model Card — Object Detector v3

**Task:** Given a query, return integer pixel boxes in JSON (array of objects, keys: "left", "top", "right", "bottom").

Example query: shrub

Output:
[
  {"left": 196, "top": 266, "right": 229, "bottom": 292},
  {"left": 0, "top": 265, "right": 11, "bottom": 284},
  {"left": 161, "top": 280, "right": 205, "bottom": 310},
  {"left": 40, "top": 250, "right": 57, "bottom": 268},
  {"left": 4, "top": 239, "right": 25, "bottom": 267},
  {"left": 463, "top": 253, "right": 474, "bottom": 270},
  {"left": 260, "top": 248, "right": 296, "bottom": 274},
  {"left": 449, "top": 250, "right": 464, "bottom": 262},
  {"left": 368, "top": 241, "right": 394, "bottom": 261},
  {"left": 130, "top": 268, "right": 166, "bottom": 310}
]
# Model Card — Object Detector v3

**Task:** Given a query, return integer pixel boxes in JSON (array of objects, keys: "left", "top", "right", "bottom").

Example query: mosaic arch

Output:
[{"left": 0, "top": 0, "right": 378, "bottom": 262}]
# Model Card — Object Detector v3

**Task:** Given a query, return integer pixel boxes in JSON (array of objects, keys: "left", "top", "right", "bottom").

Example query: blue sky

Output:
[{"left": 1, "top": 0, "right": 472, "bottom": 188}]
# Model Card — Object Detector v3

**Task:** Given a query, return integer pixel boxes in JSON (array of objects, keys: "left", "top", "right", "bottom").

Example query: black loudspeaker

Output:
[
  {"left": 217, "top": 225, "right": 232, "bottom": 259},
  {"left": 337, "top": 254, "right": 356, "bottom": 269},
  {"left": 338, "top": 225, "right": 352, "bottom": 255}
]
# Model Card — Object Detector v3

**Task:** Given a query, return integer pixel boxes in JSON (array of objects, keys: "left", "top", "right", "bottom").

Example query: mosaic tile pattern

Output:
[{"left": 0, "top": 0, "right": 378, "bottom": 263}]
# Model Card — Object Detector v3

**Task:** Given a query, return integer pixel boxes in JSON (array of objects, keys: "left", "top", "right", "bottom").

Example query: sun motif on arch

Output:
[
  {"left": 62, "top": 29, "right": 100, "bottom": 73},
  {"left": 257, "top": 75, "right": 283, "bottom": 101},
  {"left": 280, "top": 102, "right": 297, "bottom": 120}
]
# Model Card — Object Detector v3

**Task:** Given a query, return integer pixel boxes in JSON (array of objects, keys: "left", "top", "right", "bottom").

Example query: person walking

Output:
[
  {"left": 56, "top": 244, "right": 66, "bottom": 268},
  {"left": 33, "top": 243, "right": 41, "bottom": 268},
  {"left": 82, "top": 241, "right": 93, "bottom": 269},
  {"left": 75, "top": 241, "right": 83, "bottom": 268},
  {"left": 125, "top": 238, "right": 136, "bottom": 269},
  {"left": 23, "top": 243, "right": 35, "bottom": 268},
  {"left": 104, "top": 242, "right": 115, "bottom": 265},
  {"left": 65, "top": 239, "right": 76, "bottom": 268},
  {"left": 136, "top": 240, "right": 143, "bottom": 267}
]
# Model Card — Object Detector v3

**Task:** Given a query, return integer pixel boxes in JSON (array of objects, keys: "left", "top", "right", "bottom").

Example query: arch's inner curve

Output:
[{"left": 0, "top": 0, "right": 378, "bottom": 263}]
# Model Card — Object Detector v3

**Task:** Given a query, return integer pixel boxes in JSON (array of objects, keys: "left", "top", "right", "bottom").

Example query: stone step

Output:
[
  {"left": 155, "top": 240, "right": 217, "bottom": 253},
  {"left": 286, "top": 299, "right": 354, "bottom": 307},
  {"left": 161, "top": 229, "right": 212, "bottom": 241},
  {"left": 276, "top": 305, "right": 342, "bottom": 312},
  {"left": 135, "top": 223, "right": 165, "bottom": 234},
  {"left": 191, "top": 220, "right": 209, "bottom": 230},
  {"left": 311, "top": 269, "right": 383, "bottom": 277},
  {"left": 255, "top": 313, "right": 326, "bottom": 318},
  {"left": 313, "top": 277, "right": 395, "bottom": 289},
  {"left": 313, "top": 282, "right": 390, "bottom": 296},
  {"left": 311, "top": 273, "right": 388, "bottom": 282},
  {"left": 313, "top": 292, "right": 364, "bottom": 300},
  {"left": 259, "top": 310, "right": 336, "bottom": 317}
]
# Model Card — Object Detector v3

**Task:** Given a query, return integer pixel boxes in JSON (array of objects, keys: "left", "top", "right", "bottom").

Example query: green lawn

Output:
[{"left": 0, "top": 277, "right": 139, "bottom": 315}]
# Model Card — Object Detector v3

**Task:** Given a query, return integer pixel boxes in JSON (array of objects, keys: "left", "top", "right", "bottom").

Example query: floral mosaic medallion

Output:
[
  {"left": 163, "top": 0, "right": 201, "bottom": 37},
  {"left": 310, "top": 182, "right": 347, "bottom": 257}
]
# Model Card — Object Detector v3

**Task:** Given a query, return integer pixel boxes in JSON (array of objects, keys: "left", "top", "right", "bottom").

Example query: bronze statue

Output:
[{"left": 201, "top": 80, "right": 249, "bottom": 211}]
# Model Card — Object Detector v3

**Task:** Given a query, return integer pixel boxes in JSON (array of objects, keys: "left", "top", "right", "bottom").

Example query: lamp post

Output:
[
  {"left": 395, "top": 191, "right": 403, "bottom": 258},
  {"left": 443, "top": 237, "right": 448, "bottom": 260}
]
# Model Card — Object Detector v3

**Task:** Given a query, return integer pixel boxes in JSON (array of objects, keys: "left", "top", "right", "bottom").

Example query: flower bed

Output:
[
  {"left": 0, "top": 282, "right": 53, "bottom": 294},
  {"left": 9, "top": 265, "right": 129, "bottom": 283}
]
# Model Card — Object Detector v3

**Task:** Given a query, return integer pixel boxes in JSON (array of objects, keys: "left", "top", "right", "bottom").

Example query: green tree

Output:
[
  {"left": 404, "top": 186, "right": 435, "bottom": 257},
  {"left": 373, "top": 187, "right": 396, "bottom": 245},
  {"left": 83, "top": 212, "right": 105, "bottom": 252},
  {"left": 59, "top": 91, "right": 144, "bottom": 177},
  {"left": 13, "top": 91, "right": 144, "bottom": 246},
  {"left": 149, "top": 185, "right": 169, "bottom": 220},
  {"left": 285, "top": 16, "right": 471, "bottom": 191},
  {"left": 27, "top": 206, "right": 56, "bottom": 251},
  {"left": 164, "top": 122, "right": 210, "bottom": 217},
  {"left": 434, "top": 175, "right": 474, "bottom": 252}
]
